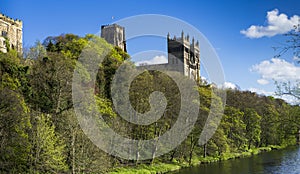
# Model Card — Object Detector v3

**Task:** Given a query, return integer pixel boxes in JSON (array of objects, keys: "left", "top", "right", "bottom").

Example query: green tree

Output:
[
  {"left": 96, "top": 46, "right": 129, "bottom": 98},
  {"left": 259, "top": 103, "right": 280, "bottom": 146},
  {"left": 243, "top": 108, "right": 261, "bottom": 149},
  {"left": 24, "top": 41, "right": 47, "bottom": 60},
  {"left": 0, "top": 89, "right": 31, "bottom": 172},
  {"left": 0, "top": 51, "right": 31, "bottom": 172},
  {"left": 274, "top": 99, "right": 299, "bottom": 145},
  {"left": 30, "top": 113, "right": 68, "bottom": 173},
  {"left": 29, "top": 52, "right": 74, "bottom": 115},
  {"left": 57, "top": 109, "right": 112, "bottom": 174},
  {"left": 223, "top": 106, "right": 247, "bottom": 150}
]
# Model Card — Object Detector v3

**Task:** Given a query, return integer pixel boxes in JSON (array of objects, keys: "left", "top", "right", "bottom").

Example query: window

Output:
[
  {"left": 185, "top": 47, "right": 189, "bottom": 53},
  {"left": 190, "top": 52, "right": 195, "bottom": 64},
  {"left": 1, "top": 31, "right": 7, "bottom": 37}
]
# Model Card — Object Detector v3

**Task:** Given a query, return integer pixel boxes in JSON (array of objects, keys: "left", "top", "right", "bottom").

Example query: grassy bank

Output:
[{"left": 108, "top": 145, "right": 289, "bottom": 174}]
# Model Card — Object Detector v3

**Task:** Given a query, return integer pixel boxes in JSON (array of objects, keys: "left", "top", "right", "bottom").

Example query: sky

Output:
[{"left": 1, "top": 0, "right": 300, "bottom": 102}]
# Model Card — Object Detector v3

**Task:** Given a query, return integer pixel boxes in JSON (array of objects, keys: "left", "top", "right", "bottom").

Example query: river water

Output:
[{"left": 174, "top": 146, "right": 300, "bottom": 174}]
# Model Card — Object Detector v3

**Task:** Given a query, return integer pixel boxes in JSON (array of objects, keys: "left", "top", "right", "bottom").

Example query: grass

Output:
[
  {"left": 109, "top": 163, "right": 182, "bottom": 174},
  {"left": 108, "top": 145, "right": 290, "bottom": 174}
]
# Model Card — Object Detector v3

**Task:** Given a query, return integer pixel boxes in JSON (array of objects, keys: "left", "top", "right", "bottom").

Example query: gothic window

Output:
[
  {"left": 184, "top": 47, "right": 189, "bottom": 53},
  {"left": 190, "top": 52, "right": 195, "bottom": 64},
  {"left": 1, "top": 31, "right": 7, "bottom": 37}
]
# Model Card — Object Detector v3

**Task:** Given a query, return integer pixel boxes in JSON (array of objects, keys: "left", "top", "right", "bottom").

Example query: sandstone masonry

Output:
[{"left": 0, "top": 13, "right": 23, "bottom": 53}]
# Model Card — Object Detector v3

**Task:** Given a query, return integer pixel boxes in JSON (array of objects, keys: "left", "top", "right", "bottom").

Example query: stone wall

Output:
[
  {"left": 0, "top": 13, "right": 23, "bottom": 53},
  {"left": 101, "top": 24, "right": 126, "bottom": 52}
]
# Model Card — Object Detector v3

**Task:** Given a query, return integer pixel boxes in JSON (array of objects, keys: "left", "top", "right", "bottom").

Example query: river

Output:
[{"left": 174, "top": 146, "right": 300, "bottom": 174}]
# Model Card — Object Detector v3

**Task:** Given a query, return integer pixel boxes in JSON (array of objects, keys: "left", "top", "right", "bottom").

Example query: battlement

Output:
[
  {"left": 167, "top": 31, "right": 200, "bottom": 80},
  {"left": 0, "top": 13, "right": 23, "bottom": 53},
  {"left": 101, "top": 23, "right": 126, "bottom": 52},
  {"left": 101, "top": 23, "right": 124, "bottom": 30},
  {"left": 0, "top": 13, "right": 22, "bottom": 28},
  {"left": 167, "top": 31, "right": 199, "bottom": 48}
]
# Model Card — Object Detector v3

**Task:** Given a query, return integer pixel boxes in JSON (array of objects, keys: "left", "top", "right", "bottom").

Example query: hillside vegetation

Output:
[{"left": 1, "top": 34, "right": 300, "bottom": 173}]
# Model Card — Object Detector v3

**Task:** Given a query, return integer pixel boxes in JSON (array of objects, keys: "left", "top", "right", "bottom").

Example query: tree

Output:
[
  {"left": 96, "top": 46, "right": 129, "bottom": 98},
  {"left": 223, "top": 106, "right": 247, "bottom": 150},
  {"left": 275, "top": 24, "right": 300, "bottom": 102},
  {"left": 0, "top": 51, "right": 31, "bottom": 172},
  {"left": 0, "top": 89, "right": 31, "bottom": 172},
  {"left": 57, "top": 109, "right": 112, "bottom": 174},
  {"left": 29, "top": 52, "right": 74, "bottom": 115},
  {"left": 259, "top": 103, "right": 280, "bottom": 146},
  {"left": 243, "top": 108, "right": 261, "bottom": 149},
  {"left": 275, "top": 24, "right": 300, "bottom": 59},
  {"left": 30, "top": 113, "right": 68, "bottom": 173},
  {"left": 24, "top": 41, "right": 47, "bottom": 60}
]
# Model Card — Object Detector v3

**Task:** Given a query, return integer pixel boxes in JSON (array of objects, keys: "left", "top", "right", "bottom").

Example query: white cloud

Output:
[
  {"left": 293, "top": 56, "right": 300, "bottom": 61},
  {"left": 241, "top": 9, "right": 300, "bottom": 38},
  {"left": 221, "top": 82, "right": 241, "bottom": 90},
  {"left": 280, "top": 95, "right": 299, "bottom": 105},
  {"left": 248, "top": 87, "right": 298, "bottom": 104},
  {"left": 248, "top": 87, "right": 274, "bottom": 96},
  {"left": 135, "top": 55, "right": 168, "bottom": 66},
  {"left": 251, "top": 58, "right": 300, "bottom": 82},
  {"left": 257, "top": 79, "right": 269, "bottom": 85}
]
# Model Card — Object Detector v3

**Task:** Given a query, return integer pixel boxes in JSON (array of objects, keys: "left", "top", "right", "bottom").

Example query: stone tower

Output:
[
  {"left": 0, "top": 13, "right": 23, "bottom": 53},
  {"left": 101, "top": 24, "right": 126, "bottom": 52},
  {"left": 167, "top": 31, "right": 200, "bottom": 80}
]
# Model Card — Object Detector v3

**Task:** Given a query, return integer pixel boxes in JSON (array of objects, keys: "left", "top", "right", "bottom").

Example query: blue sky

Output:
[{"left": 1, "top": 0, "right": 300, "bottom": 101}]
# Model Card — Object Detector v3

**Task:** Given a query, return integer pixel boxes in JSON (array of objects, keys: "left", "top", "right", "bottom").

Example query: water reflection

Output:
[{"left": 174, "top": 146, "right": 300, "bottom": 174}]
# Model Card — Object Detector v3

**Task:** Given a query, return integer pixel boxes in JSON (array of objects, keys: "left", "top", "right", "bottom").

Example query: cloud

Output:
[
  {"left": 241, "top": 9, "right": 300, "bottom": 38},
  {"left": 135, "top": 55, "right": 168, "bottom": 66},
  {"left": 248, "top": 87, "right": 298, "bottom": 104},
  {"left": 293, "top": 56, "right": 300, "bottom": 61},
  {"left": 221, "top": 82, "right": 241, "bottom": 90},
  {"left": 248, "top": 87, "right": 274, "bottom": 96},
  {"left": 257, "top": 79, "right": 269, "bottom": 85},
  {"left": 251, "top": 58, "right": 300, "bottom": 82}
]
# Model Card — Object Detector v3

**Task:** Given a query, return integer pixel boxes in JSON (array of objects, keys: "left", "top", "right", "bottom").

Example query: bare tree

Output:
[{"left": 275, "top": 24, "right": 300, "bottom": 103}]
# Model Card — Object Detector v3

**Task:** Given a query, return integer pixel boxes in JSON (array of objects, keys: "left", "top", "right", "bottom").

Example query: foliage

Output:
[
  {"left": 30, "top": 113, "right": 68, "bottom": 173},
  {"left": 1, "top": 33, "right": 300, "bottom": 173},
  {"left": 0, "top": 89, "right": 31, "bottom": 172}
]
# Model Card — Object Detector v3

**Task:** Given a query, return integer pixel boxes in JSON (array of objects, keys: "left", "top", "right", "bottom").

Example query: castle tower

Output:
[
  {"left": 101, "top": 24, "right": 126, "bottom": 52},
  {"left": 190, "top": 37, "right": 200, "bottom": 80},
  {"left": 167, "top": 32, "right": 200, "bottom": 80},
  {"left": 0, "top": 13, "right": 23, "bottom": 54}
]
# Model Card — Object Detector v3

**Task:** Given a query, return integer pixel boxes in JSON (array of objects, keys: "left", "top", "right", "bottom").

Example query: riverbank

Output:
[{"left": 108, "top": 145, "right": 289, "bottom": 174}]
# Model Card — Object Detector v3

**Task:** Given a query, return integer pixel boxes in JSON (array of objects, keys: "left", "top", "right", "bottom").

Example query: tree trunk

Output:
[
  {"left": 169, "top": 149, "right": 177, "bottom": 162},
  {"left": 71, "top": 130, "right": 76, "bottom": 174},
  {"left": 151, "top": 138, "right": 159, "bottom": 164},
  {"left": 203, "top": 143, "right": 207, "bottom": 158},
  {"left": 189, "top": 136, "right": 196, "bottom": 165}
]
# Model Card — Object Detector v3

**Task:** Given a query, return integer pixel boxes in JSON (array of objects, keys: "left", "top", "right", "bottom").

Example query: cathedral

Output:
[
  {"left": 0, "top": 14, "right": 200, "bottom": 80},
  {"left": 100, "top": 24, "right": 200, "bottom": 80}
]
